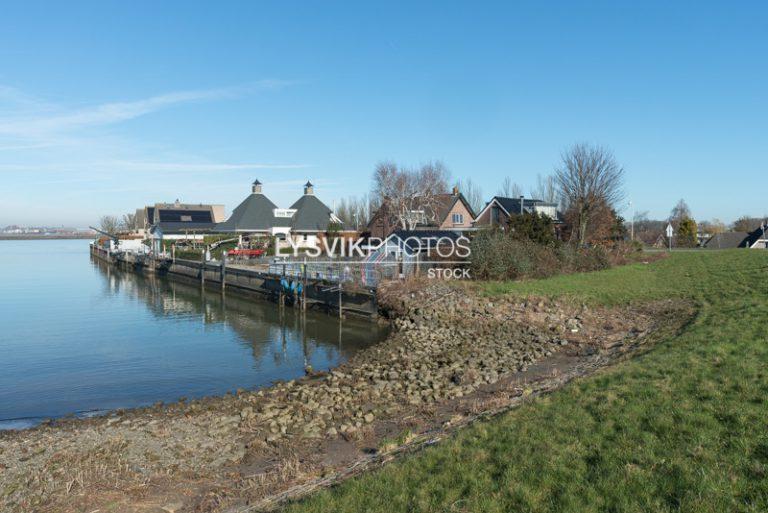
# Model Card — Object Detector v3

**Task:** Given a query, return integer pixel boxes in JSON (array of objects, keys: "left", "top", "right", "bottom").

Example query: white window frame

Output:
[{"left": 273, "top": 208, "right": 297, "bottom": 218}]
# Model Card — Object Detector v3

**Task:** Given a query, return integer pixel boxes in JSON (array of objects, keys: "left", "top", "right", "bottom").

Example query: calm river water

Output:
[{"left": 0, "top": 239, "right": 387, "bottom": 429}]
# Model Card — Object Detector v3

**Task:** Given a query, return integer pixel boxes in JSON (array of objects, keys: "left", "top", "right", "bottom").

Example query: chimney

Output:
[
  {"left": 452, "top": 185, "right": 459, "bottom": 196},
  {"left": 251, "top": 179, "right": 262, "bottom": 194},
  {"left": 304, "top": 181, "right": 314, "bottom": 195},
  {"left": 519, "top": 195, "right": 524, "bottom": 214}
]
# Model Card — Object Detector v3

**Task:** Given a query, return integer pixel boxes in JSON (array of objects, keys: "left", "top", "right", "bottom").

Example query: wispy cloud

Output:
[
  {"left": 0, "top": 80, "right": 294, "bottom": 140},
  {"left": 0, "top": 85, "right": 55, "bottom": 111},
  {"left": 0, "top": 81, "right": 307, "bottom": 176},
  {"left": 0, "top": 81, "right": 308, "bottom": 225}
]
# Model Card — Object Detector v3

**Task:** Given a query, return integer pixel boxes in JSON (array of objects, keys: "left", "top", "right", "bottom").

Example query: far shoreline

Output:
[{"left": 0, "top": 235, "right": 95, "bottom": 240}]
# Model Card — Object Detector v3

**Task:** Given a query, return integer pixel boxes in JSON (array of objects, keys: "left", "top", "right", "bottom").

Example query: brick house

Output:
[{"left": 367, "top": 187, "right": 477, "bottom": 239}]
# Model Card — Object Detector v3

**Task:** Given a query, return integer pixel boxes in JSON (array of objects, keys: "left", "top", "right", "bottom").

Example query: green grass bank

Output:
[{"left": 285, "top": 250, "right": 768, "bottom": 513}]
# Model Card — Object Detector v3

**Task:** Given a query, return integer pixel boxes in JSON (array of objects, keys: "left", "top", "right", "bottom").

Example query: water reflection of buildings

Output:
[{"left": 91, "top": 259, "right": 386, "bottom": 370}]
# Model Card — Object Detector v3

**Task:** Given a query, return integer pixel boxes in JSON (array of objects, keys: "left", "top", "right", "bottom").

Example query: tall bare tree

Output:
[
  {"left": 372, "top": 160, "right": 450, "bottom": 230},
  {"left": 669, "top": 199, "right": 692, "bottom": 228},
  {"left": 498, "top": 176, "right": 522, "bottom": 198},
  {"left": 530, "top": 173, "right": 559, "bottom": 204},
  {"left": 555, "top": 143, "right": 625, "bottom": 246},
  {"left": 454, "top": 178, "right": 484, "bottom": 214},
  {"left": 99, "top": 215, "right": 120, "bottom": 235}
]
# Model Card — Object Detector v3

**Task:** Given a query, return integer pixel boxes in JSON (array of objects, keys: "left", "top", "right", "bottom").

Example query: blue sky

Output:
[{"left": 0, "top": 1, "right": 766, "bottom": 227}]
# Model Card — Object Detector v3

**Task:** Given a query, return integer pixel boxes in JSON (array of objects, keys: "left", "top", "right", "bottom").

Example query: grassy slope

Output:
[{"left": 285, "top": 251, "right": 768, "bottom": 513}]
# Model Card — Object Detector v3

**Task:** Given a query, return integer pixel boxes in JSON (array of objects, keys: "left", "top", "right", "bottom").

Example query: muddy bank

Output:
[{"left": 0, "top": 283, "right": 690, "bottom": 513}]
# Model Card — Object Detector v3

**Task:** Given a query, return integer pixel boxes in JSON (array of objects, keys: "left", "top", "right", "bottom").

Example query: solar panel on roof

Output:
[{"left": 157, "top": 209, "right": 213, "bottom": 223}]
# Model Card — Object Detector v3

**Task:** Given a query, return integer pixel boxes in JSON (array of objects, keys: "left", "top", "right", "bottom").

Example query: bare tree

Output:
[
  {"left": 372, "top": 160, "right": 450, "bottom": 230},
  {"left": 121, "top": 212, "right": 137, "bottom": 232},
  {"left": 699, "top": 219, "right": 726, "bottom": 235},
  {"left": 530, "top": 173, "right": 559, "bottom": 204},
  {"left": 555, "top": 143, "right": 625, "bottom": 246},
  {"left": 732, "top": 215, "right": 765, "bottom": 232},
  {"left": 99, "top": 215, "right": 120, "bottom": 235},
  {"left": 498, "top": 176, "right": 522, "bottom": 198},
  {"left": 629, "top": 211, "right": 668, "bottom": 245},
  {"left": 669, "top": 199, "right": 692, "bottom": 228},
  {"left": 454, "top": 178, "right": 484, "bottom": 214},
  {"left": 335, "top": 195, "right": 370, "bottom": 231}
]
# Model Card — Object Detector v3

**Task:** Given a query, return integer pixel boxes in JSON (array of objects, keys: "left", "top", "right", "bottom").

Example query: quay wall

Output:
[{"left": 89, "top": 244, "right": 378, "bottom": 318}]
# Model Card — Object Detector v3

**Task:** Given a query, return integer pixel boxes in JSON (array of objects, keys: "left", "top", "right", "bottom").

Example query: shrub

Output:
[
  {"left": 678, "top": 218, "right": 698, "bottom": 247},
  {"left": 470, "top": 229, "right": 612, "bottom": 281},
  {"left": 507, "top": 212, "right": 556, "bottom": 245},
  {"left": 574, "top": 245, "right": 610, "bottom": 272}
]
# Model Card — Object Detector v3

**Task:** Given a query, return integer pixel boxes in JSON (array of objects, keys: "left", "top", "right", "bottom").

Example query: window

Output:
[
  {"left": 273, "top": 208, "right": 297, "bottom": 218},
  {"left": 302, "top": 234, "right": 308, "bottom": 241},
  {"left": 407, "top": 210, "right": 427, "bottom": 225},
  {"left": 452, "top": 213, "right": 464, "bottom": 225}
]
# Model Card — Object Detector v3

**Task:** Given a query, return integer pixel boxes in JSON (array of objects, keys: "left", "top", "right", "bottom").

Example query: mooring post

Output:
[
  {"left": 220, "top": 254, "right": 226, "bottom": 294},
  {"left": 338, "top": 280, "right": 343, "bottom": 319},
  {"left": 200, "top": 251, "right": 206, "bottom": 288},
  {"left": 279, "top": 263, "right": 286, "bottom": 307},
  {"left": 302, "top": 258, "right": 307, "bottom": 312}
]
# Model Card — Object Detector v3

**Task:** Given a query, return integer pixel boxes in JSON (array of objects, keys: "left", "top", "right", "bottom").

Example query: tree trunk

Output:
[{"left": 579, "top": 210, "right": 589, "bottom": 247}]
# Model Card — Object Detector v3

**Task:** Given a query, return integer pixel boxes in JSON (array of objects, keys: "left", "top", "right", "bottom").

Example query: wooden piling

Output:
[
  {"left": 200, "top": 252, "right": 205, "bottom": 287},
  {"left": 220, "top": 254, "right": 226, "bottom": 294},
  {"left": 302, "top": 260, "right": 307, "bottom": 312}
]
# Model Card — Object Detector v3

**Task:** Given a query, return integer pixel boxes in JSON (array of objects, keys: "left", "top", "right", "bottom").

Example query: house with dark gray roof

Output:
[
  {"left": 213, "top": 180, "right": 283, "bottom": 233},
  {"left": 747, "top": 226, "right": 768, "bottom": 248},
  {"left": 473, "top": 195, "right": 560, "bottom": 229},
  {"left": 289, "top": 182, "right": 339, "bottom": 233},
  {"left": 703, "top": 231, "right": 750, "bottom": 249},
  {"left": 703, "top": 226, "right": 768, "bottom": 249},
  {"left": 214, "top": 180, "right": 345, "bottom": 249},
  {"left": 134, "top": 201, "right": 225, "bottom": 239}
]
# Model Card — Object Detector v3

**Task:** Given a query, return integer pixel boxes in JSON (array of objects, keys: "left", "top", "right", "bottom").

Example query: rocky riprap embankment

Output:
[
  {"left": 0, "top": 283, "right": 632, "bottom": 513},
  {"left": 236, "top": 283, "right": 584, "bottom": 441}
]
